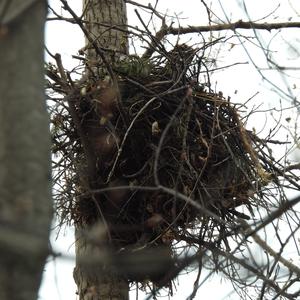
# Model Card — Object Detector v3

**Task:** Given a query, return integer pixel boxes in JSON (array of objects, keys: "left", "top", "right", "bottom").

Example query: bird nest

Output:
[{"left": 47, "top": 45, "right": 272, "bottom": 285}]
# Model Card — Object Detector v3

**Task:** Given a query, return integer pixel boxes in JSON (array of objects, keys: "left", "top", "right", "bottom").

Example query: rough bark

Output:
[
  {"left": 73, "top": 1, "right": 129, "bottom": 299},
  {"left": 74, "top": 227, "right": 129, "bottom": 300},
  {"left": 83, "top": 0, "right": 128, "bottom": 65},
  {"left": 0, "top": 1, "right": 52, "bottom": 300}
]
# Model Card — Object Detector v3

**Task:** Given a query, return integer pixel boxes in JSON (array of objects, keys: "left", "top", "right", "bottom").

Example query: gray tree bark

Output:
[
  {"left": 83, "top": 0, "right": 128, "bottom": 64},
  {"left": 73, "top": 1, "right": 129, "bottom": 299},
  {"left": 0, "top": 1, "right": 52, "bottom": 300}
]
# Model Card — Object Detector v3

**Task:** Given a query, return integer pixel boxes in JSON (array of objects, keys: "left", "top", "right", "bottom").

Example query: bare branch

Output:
[{"left": 168, "top": 20, "right": 300, "bottom": 35}]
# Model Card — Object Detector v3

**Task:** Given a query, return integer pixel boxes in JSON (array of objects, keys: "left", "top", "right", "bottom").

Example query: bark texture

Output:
[
  {"left": 73, "top": 1, "right": 129, "bottom": 299},
  {"left": 74, "top": 228, "right": 129, "bottom": 300},
  {"left": 0, "top": 1, "right": 52, "bottom": 300},
  {"left": 83, "top": 0, "right": 128, "bottom": 64}
]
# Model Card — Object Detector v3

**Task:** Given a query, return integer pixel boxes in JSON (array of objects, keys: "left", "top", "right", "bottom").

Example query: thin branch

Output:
[
  {"left": 53, "top": 54, "right": 97, "bottom": 182},
  {"left": 244, "top": 195, "right": 300, "bottom": 240},
  {"left": 167, "top": 20, "right": 300, "bottom": 35},
  {"left": 59, "top": 0, "right": 128, "bottom": 126},
  {"left": 240, "top": 219, "right": 300, "bottom": 278},
  {"left": 106, "top": 96, "right": 158, "bottom": 183}
]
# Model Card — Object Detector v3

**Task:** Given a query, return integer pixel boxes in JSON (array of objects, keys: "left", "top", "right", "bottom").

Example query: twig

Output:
[
  {"left": 240, "top": 219, "right": 300, "bottom": 278},
  {"left": 59, "top": 0, "right": 128, "bottom": 126},
  {"left": 243, "top": 194, "right": 300, "bottom": 239},
  {"left": 53, "top": 53, "right": 97, "bottom": 182},
  {"left": 106, "top": 96, "right": 158, "bottom": 183}
]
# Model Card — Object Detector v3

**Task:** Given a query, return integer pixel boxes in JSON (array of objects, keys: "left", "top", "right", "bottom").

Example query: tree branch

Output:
[
  {"left": 163, "top": 20, "right": 300, "bottom": 36},
  {"left": 240, "top": 219, "right": 300, "bottom": 278}
]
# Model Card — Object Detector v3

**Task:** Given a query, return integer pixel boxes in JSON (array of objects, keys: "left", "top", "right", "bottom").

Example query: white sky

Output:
[{"left": 40, "top": 0, "right": 300, "bottom": 299}]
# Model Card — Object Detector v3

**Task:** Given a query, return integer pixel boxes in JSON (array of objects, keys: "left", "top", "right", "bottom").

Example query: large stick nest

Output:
[{"left": 47, "top": 44, "right": 274, "bottom": 285}]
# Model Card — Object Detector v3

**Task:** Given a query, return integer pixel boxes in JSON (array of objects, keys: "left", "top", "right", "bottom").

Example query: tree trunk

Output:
[
  {"left": 73, "top": 1, "right": 129, "bottom": 299},
  {"left": 83, "top": 0, "right": 128, "bottom": 65},
  {"left": 0, "top": 1, "right": 52, "bottom": 300}
]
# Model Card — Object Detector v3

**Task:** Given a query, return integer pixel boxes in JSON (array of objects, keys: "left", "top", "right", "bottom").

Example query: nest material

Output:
[{"left": 49, "top": 44, "right": 270, "bottom": 284}]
